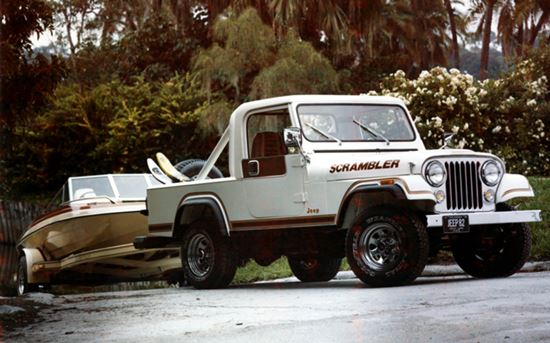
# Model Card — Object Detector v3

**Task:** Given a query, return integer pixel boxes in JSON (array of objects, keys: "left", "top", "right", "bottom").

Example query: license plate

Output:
[{"left": 443, "top": 215, "right": 469, "bottom": 233}]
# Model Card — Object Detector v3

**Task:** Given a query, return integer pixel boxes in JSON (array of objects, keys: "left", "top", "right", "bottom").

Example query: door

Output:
[{"left": 242, "top": 108, "right": 306, "bottom": 218}]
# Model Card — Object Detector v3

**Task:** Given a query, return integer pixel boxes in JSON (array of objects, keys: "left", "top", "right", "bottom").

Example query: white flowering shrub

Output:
[{"left": 368, "top": 52, "right": 550, "bottom": 175}]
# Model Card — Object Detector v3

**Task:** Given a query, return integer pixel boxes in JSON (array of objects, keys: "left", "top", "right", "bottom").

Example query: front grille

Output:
[{"left": 444, "top": 161, "right": 483, "bottom": 210}]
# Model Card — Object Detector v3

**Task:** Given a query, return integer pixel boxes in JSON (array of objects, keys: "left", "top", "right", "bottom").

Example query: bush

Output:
[
  {"left": 3, "top": 74, "right": 210, "bottom": 195},
  {"left": 368, "top": 48, "right": 550, "bottom": 175}
]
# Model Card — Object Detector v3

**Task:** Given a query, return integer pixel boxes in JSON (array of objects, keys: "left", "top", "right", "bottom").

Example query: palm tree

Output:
[
  {"left": 444, "top": 0, "right": 462, "bottom": 67},
  {"left": 471, "top": 0, "right": 500, "bottom": 79}
]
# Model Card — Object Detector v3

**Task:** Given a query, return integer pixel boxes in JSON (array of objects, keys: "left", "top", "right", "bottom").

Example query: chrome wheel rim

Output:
[
  {"left": 359, "top": 223, "right": 402, "bottom": 271},
  {"left": 187, "top": 233, "right": 213, "bottom": 278}
]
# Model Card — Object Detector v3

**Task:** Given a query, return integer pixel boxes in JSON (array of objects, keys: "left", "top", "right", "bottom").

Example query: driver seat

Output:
[{"left": 251, "top": 132, "right": 287, "bottom": 158}]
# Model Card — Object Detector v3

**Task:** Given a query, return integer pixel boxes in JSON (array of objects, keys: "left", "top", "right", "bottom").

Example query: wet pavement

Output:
[{"left": 2, "top": 271, "right": 550, "bottom": 343}]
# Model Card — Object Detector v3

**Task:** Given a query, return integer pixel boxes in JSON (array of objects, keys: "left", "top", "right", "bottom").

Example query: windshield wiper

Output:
[
  {"left": 353, "top": 120, "right": 390, "bottom": 146},
  {"left": 305, "top": 123, "right": 342, "bottom": 145}
]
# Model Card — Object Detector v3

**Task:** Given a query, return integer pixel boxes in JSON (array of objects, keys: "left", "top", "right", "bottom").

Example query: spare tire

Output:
[{"left": 174, "top": 159, "right": 224, "bottom": 179}]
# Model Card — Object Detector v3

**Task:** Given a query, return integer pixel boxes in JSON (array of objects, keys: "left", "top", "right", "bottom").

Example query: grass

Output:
[
  {"left": 516, "top": 177, "right": 550, "bottom": 260},
  {"left": 233, "top": 258, "right": 351, "bottom": 285}
]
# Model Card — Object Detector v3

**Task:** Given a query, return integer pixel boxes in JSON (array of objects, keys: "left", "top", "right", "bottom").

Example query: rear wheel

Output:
[
  {"left": 452, "top": 203, "right": 531, "bottom": 278},
  {"left": 181, "top": 223, "right": 237, "bottom": 289},
  {"left": 288, "top": 257, "right": 342, "bottom": 282},
  {"left": 17, "top": 256, "right": 38, "bottom": 296},
  {"left": 346, "top": 207, "right": 429, "bottom": 287}
]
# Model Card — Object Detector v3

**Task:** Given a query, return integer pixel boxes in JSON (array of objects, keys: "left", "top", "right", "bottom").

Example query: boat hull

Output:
[{"left": 19, "top": 203, "right": 149, "bottom": 261}]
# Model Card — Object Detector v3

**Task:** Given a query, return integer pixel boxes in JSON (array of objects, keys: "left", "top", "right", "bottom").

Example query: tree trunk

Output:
[
  {"left": 529, "top": 10, "right": 549, "bottom": 46},
  {"left": 444, "top": 0, "right": 460, "bottom": 68},
  {"left": 480, "top": 0, "right": 496, "bottom": 80}
]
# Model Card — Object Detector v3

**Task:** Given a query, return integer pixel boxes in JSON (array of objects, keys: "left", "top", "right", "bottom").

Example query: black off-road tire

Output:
[
  {"left": 174, "top": 159, "right": 224, "bottom": 179},
  {"left": 452, "top": 203, "right": 531, "bottom": 278},
  {"left": 288, "top": 257, "right": 342, "bottom": 282},
  {"left": 17, "top": 255, "right": 39, "bottom": 296},
  {"left": 346, "top": 207, "right": 429, "bottom": 287},
  {"left": 181, "top": 222, "right": 237, "bottom": 289}
]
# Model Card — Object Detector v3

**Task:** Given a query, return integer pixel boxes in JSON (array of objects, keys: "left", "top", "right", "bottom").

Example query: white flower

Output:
[
  {"left": 452, "top": 125, "right": 459, "bottom": 134},
  {"left": 526, "top": 99, "right": 537, "bottom": 107},
  {"left": 419, "top": 70, "right": 430, "bottom": 80},
  {"left": 432, "top": 116, "right": 443, "bottom": 128},
  {"left": 492, "top": 125, "right": 502, "bottom": 133},
  {"left": 463, "top": 123, "right": 469, "bottom": 130},
  {"left": 395, "top": 70, "right": 406, "bottom": 78}
]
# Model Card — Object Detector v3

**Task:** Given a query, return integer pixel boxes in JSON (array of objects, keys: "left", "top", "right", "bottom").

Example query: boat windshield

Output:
[
  {"left": 297, "top": 104, "right": 415, "bottom": 142},
  {"left": 68, "top": 174, "right": 161, "bottom": 202},
  {"left": 71, "top": 176, "right": 116, "bottom": 200},
  {"left": 112, "top": 174, "right": 149, "bottom": 199}
]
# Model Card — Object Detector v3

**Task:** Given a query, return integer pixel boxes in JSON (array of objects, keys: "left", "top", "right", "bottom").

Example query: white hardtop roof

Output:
[{"left": 233, "top": 95, "right": 406, "bottom": 113}]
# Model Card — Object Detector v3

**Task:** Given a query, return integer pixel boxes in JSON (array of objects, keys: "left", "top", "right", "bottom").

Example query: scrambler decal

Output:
[{"left": 329, "top": 160, "right": 400, "bottom": 174}]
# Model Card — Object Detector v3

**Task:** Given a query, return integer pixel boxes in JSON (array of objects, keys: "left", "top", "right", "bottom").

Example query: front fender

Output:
[
  {"left": 392, "top": 175, "right": 437, "bottom": 202},
  {"left": 497, "top": 174, "right": 535, "bottom": 203}
]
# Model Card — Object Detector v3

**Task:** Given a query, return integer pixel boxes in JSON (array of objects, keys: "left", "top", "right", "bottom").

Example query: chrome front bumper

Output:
[{"left": 426, "top": 210, "right": 542, "bottom": 228}]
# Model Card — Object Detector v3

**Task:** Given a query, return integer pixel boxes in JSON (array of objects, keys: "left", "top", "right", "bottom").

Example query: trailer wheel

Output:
[
  {"left": 181, "top": 222, "right": 236, "bottom": 289},
  {"left": 346, "top": 207, "right": 429, "bottom": 287},
  {"left": 17, "top": 255, "right": 38, "bottom": 296},
  {"left": 288, "top": 257, "right": 342, "bottom": 282},
  {"left": 452, "top": 203, "right": 531, "bottom": 278}
]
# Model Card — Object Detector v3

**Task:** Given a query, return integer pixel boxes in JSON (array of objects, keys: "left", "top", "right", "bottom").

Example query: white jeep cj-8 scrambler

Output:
[{"left": 135, "top": 95, "right": 542, "bottom": 289}]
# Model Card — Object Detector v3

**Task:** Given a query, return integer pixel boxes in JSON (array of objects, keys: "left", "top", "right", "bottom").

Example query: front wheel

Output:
[
  {"left": 346, "top": 207, "right": 429, "bottom": 287},
  {"left": 17, "top": 255, "right": 39, "bottom": 296},
  {"left": 452, "top": 203, "right": 531, "bottom": 278},
  {"left": 181, "top": 223, "right": 237, "bottom": 289},
  {"left": 288, "top": 256, "right": 342, "bottom": 282}
]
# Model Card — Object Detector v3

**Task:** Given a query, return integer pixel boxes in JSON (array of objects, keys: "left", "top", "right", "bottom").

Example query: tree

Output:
[
  {"left": 472, "top": 0, "right": 499, "bottom": 79},
  {"left": 0, "top": 0, "right": 64, "bottom": 129},
  {"left": 445, "top": 0, "right": 463, "bottom": 67}
]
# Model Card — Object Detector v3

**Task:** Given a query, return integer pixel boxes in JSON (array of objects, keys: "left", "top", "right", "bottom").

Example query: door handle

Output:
[{"left": 248, "top": 160, "right": 260, "bottom": 176}]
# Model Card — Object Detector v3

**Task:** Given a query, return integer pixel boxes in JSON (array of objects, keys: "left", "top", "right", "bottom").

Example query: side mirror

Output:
[
  {"left": 441, "top": 132, "right": 455, "bottom": 149},
  {"left": 283, "top": 127, "right": 302, "bottom": 148}
]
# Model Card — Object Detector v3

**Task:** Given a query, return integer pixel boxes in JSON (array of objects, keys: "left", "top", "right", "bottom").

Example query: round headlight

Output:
[
  {"left": 425, "top": 161, "right": 446, "bottom": 187},
  {"left": 481, "top": 160, "right": 502, "bottom": 186}
]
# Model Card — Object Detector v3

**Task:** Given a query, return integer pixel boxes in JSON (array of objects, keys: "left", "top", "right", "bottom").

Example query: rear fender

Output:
[
  {"left": 21, "top": 248, "right": 49, "bottom": 284},
  {"left": 172, "top": 195, "right": 230, "bottom": 239}
]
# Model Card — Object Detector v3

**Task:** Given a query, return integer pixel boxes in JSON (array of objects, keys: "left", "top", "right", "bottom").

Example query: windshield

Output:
[
  {"left": 112, "top": 174, "right": 149, "bottom": 199},
  {"left": 297, "top": 104, "right": 415, "bottom": 142},
  {"left": 69, "top": 174, "right": 158, "bottom": 201}
]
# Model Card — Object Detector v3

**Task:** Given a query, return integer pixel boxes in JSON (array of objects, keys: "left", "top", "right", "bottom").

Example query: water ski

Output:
[
  {"left": 156, "top": 152, "right": 190, "bottom": 182},
  {"left": 147, "top": 158, "right": 173, "bottom": 184}
]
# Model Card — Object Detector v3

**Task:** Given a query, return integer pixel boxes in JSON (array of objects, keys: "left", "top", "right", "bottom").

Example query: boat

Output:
[{"left": 16, "top": 173, "right": 182, "bottom": 295}]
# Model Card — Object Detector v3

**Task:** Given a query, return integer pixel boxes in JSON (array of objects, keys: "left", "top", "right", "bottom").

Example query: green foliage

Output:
[
  {"left": 193, "top": 8, "right": 276, "bottom": 101},
  {"left": 2, "top": 74, "right": 209, "bottom": 194},
  {"left": 192, "top": 8, "right": 340, "bottom": 129},
  {"left": 250, "top": 35, "right": 340, "bottom": 98}
]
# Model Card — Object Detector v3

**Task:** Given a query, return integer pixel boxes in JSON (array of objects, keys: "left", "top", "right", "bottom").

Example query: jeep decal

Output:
[{"left": 329, "top": 160, "right": 400, "bottom": 174}]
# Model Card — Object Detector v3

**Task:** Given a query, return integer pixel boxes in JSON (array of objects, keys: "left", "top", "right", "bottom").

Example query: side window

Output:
[{"left": 247, "top": 109, "right": 291, "bottom": 159}]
